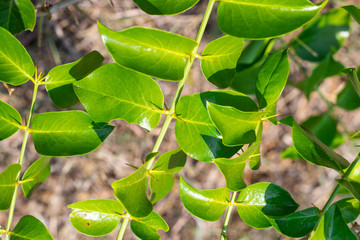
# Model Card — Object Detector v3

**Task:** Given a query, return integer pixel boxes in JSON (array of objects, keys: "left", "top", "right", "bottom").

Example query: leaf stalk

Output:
[{"left": 221, "top": 191, "right": 238, "bottom": 240}]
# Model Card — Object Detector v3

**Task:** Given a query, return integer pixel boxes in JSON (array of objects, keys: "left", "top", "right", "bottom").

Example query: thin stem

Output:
[
  {"left": 221, "top": 192, "right": 238, "bottom": 240},
  {"left": 117, "top": 213, "right": 131, "bottom": 240},
  {"left": 313, "top": 153, "right": 360, "bottom": 230},
  {"left": 4, "top": 82, "right": 39, "bottom": 240}
]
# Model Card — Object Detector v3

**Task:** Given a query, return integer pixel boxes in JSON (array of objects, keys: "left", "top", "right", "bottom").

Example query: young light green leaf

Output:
[
  {"left": 256, "top": 50, "right": 289, "bottom": 109},
  {"left": 74, "top": 63, "right": 164, "bottom": 131},
  {"left": 45, "top": 51, "right": 104, "bottom": 109},
  {"left": 150, "top": 148, "right": 186, "bottom": 203},
  {"left": 336, "top": 178, "right": 360, "bottom": 201},
  {"left": 131, "top": 211, "right": 169, "bottom": 240},
  {"left": 201, "top": 36, "right": 244, "bottom": 88},
  {"left": 0, "top": 100, "right": 22, "bottom": 141},
  {"left": 310, "top": 205, "right": 357, "bottom": 240},
  {"left": 237, "top": 182, "right": 298, "bottom": 229},
  {"left": 343, "top": 5, "right": 360, "bottom": 24},
  {"left": 265, "top": 101, "right": 277, "bottom": 125},
  {"left": 179, "top": 176, "right": 229, "bottom": 222},
  {"left": 268, "top": 207, "right": 319, "bottom": 238},
  {"left": 132, "top": 0, "right": 198, "bottom": 15},
  {"left": 175, "top": 91, "right": 258, "bottom": 162},
  {"left": 337, "top": 81, "right": 360, "bottom": 110},
  {"left": 112, "top": 165, "right": 153, "bottom": 218},
  {"left": 11, "top": 215, "right": 53, "bottom": 240},
  {"left": 207, "top": 102, "right": 264, "bottom": 146},
  {"left": 31, "top": 111, "right": 114, "bottom": 156},
  {"left": 231, "top": 39, "right": 275, "bottom": 95},
  {"left": 249, "top": 122, "right": 263, "bottom": 170},
  {"left": 217, "top": 0, "right": 327, "bottom": 39},
  {"left": 293, "top": 7, "right": 351, "bottom": 62},
  {"left": 21, "top": 156, "right": 51, "bottom": 198},
  {"left": 0, "top": 27, "right": 34, "bottom": 85},
  {"left": 292, "top": 120, "right": 350, "bottom": 172},
  {"left": 214, "top": 143, "right": 260, "bottom": 191},
  {"left": 0, "top": 164, "right": 20, "bottom": 210},
  {"left": 344, "top": 68, "right": 360, "bottom": 98},
  {"left": 333, "top": 198, "right": 360, "bottom": 223},
  {"left": 132, "top": 211, "right": 169, "bottom": 232},
  {"left": 68, "top": 199, "right": 123, "bottom": 237},
  {"left": 0, "top": 0, "right": 36, "bottom": 34},
  {"left": 98, "top": 23, "right": 197, "bottom": 81}
]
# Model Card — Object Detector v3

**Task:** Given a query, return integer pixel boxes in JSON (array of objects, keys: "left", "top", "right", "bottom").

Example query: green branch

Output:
[{"left": 221, "top": 191, "right": 238, "bottom": 240}]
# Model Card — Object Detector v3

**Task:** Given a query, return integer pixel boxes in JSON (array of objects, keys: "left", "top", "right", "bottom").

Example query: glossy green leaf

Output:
[
  {"left": 304, "top": 55, "right": 344, "bottom": 98},
  {"left": 201, "top": 36, "right": 244, "bottom": 88},
  {"left": 293, "top": 7, "right": 351, "bottom": 62},
  {"left": 217, "top": 0, "right": 327, "bottom": 39},
  {"left": 112, "top": 165, "right": 152, "bottom": 218},
  {"left": 301, "top": 113, "right": 337, "bottom": 146},
  {"left": 265, "top": 101, "right": 277, "bottom": 125},
  {"left": 74, "top": 63, "right": 164, "bottom": 131},
  {"left": 130, "top": 212, "right": 169, "bottom": 240},
  {"left": 292, "top": 120, "right": 349, "bottom": 172},
  {"left": 175, "top": 91, "right": 258, "bottom": 162},
  {"left": 0, "top": 0, "right": 36, "bottom": 34},
  {"left": 45, "top": 51, "right": 104, "bottom": 109},
  {"left": 68, "top": 199, "right": 123, "bottom": 237},
  {"left": 249, "top": 122, "right": 263, "bottom": 170},
  {"left": 207, "top": 102, "right": 264, "bottom": 146},
  {"left": 98, "top": 23, "right": 197, "bottom": 81},
  {"left": 132, "top": 0, "right": 198, "bottom": 15},
  {"left": 310, "top": 205, "right": 357, "bottom": 240},
  {"left": 344, "top": 68, "right": 360, "bottom": 98},
  {"left": 22, "top": 156, "right": 51, "bottom": 198},
  {"left": 132, "top": 211, "right": 169, "bottom": 231},
  {"left": 333, "top": 198, "right": 360, "bottom": 223},
  {"left": 337, "top": 81, "right": 360, "bottom": 110},
  {"left": 0, "top": 27, "right": 34, "bottom": 85},
  {"left": 215, "top": 143, "right": 259, "bottom": 191},
  {"left": 179, "top": 176, "right": 228, "bottom": 221},
  {"left": 343, "top": 5, "right": 360, "bottom": 24},
  {"left": 336, "top": 178, "right": 360, "bottom": 201},
  {"left": 11, "top": 215, "right": 53, "bottom": 240},
  {"left": 231, "top": 39, "right": 275, "bottom": 94},
  {"left": 150, "top": 148, "right": 186, "bottom": 203},
  {"left": 268, "top": 207, "right": 319, "bottom": 238},
  {"left": 256, "top": 50, "right": 289, "bottom": 109},
  {"left": 31, "top": 111, "right": 114, "bottom": 156},
  {"left": 0, "top": 100, "right": 22, "bottom": 141},
  {"left": 237, "top": 182, "right": 298, "bottom": 228},
  {"left": 0, "top": 164, "right": 20, "bottom": 210}
]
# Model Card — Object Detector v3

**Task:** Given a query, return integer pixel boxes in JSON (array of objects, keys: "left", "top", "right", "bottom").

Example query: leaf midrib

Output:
[{"left": 0, "top": 49, "right": 33, "bottom": 80}]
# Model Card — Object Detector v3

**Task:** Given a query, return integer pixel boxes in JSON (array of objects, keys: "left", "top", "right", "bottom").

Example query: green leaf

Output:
[
  {"left": 112, "top": 165, "right": 152, "bottom": 218},
  {"left": 344, "top": 68, "right": 360, "bottom": 98},
  {"left": 337, "top": 81, "right": 360, "bottom": 110},
  {"left": 31, "top": 111, "right": 114, "bottom": 156},
  {"left": 98, "top": 23, "right": 197, "bottom": 81},
  {"left": 293, "top": 7, "right": 351, "bottom": 62},
  {"left": 74, "top": 63, "right": 164, "bottom": 131},
  {"left": 336, "top": 178, "right": 360, "bottom": 201},
  {"left": 68, "top": 199, "right": 123, "bottom": 237},
  {"left": 0, "top": 0, "right": 36, "bottom": 34},
  {"left": 21, "top": 156, "right": 51, "bottom": 198},
  {"left": 217, "top": 0, "right": 327, "bottom": 39},
  {"left": 256, "top": 50, "right": 289, "bottom": 109},
  {"left": 0, "top": 27, "right": 34, "bottom": 85},
  {"left": 304, "top": 55, "right": 344, "bottom": 98},
  {"left": 301, "top": 113, "right": 337, "bottom": 146},
  {"left": 310, "top": 205, "right": 357, "bottom": 240},
  {"left": 237, "top": 182, "right": 298, "bottom": 228},
  {"left": 0, "top": 164, "right": 20, "bottom": 210},
  {"left": 231, "top": 39, "right": 275, "bottom": 95},
  {"left": 130, "top": 211, "right": 169, "bottom": 240},
  {"left": 207, "top": 102, "right": 264, "bottom": 146},
  {"left": 265, "top": 101, "right": 277, "bottom": 125},
  {"left": 132, "top": 0, "right": 198, "bottom": 15},
  {"left": 150, "top": 148, "right": 186, "bottom": 203},
  {"left": 0, "top": 100, "right": 22, "bottom": 141},
  {"left": 214, "top": 143, "right": 260, "bottom": 191},
  {"left": 249, "top": 122, "right": 263, "bottom": 170},
  {"left": 11, "top": 215, "right": 53, "bottom": 240},
  {"left": 343, "top": 5, "right": 360, "bottom": 24},
  {"left": 333, "top": 198, "right": 360, "bottom": 223},
  {"left": 292, "top": 120, "right": 350, "bottom": 172},
  {"left": 268, "top": 207, "right": 319, "bottom": 238},
  {"left": 179, "top": 176, "right": 228, "bottom": 221},
  {"left": 132, "top": 211, "right": 169, "bottom": 231},
  {"left": 201, "top": 36, "right": 244, "bottom": 88},
  {"left": 175, "top": 90, "right": 258, "bottom": 162},
  {"left": 45, "top": 51, "right": 104, "bottom": 109}
]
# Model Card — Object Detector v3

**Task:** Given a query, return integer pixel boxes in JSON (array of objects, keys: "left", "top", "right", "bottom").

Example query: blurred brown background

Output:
[{"left": 1, "top": 0, "right": 360, "bottom": 239}]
